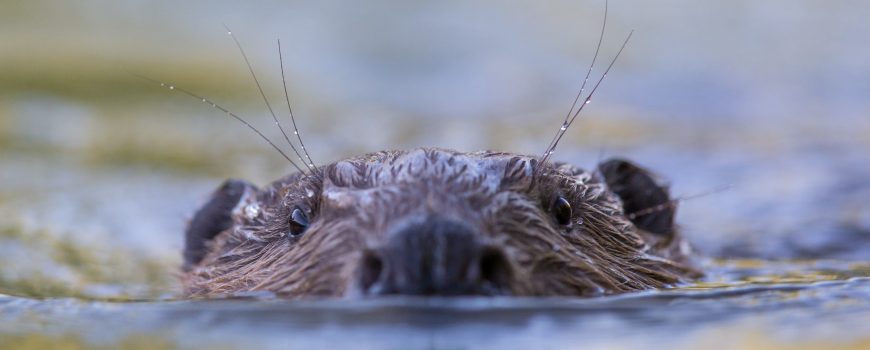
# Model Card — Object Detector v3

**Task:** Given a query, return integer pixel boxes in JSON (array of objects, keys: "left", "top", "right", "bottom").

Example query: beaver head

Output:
[{"left": 181, "top": 148, "right": 698, "bottom": 298}]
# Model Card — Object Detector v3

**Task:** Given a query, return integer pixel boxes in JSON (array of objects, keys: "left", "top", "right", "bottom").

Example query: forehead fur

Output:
[{"left": 322, "top": 148, "right": 585, "bottom": 191}]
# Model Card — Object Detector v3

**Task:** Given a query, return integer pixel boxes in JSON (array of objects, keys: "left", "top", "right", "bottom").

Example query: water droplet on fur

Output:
[
  {"left": 227, "top": 31, "right": 232, "bottom": 35},
  {"left": 168, "top": 85, "right": 175, "bottom": 90},
  {"left": 584, "top": 100, "right": 591, "bottom": 104},
  {"left": 244, "top": 203, "right": 260, "bottom": 219},
  {"left": 560, "top": 125, "right": 567, "bottom": 131},
  {"left": 201, "top": 98, "right": 207, "bottom": 102},
  {"left": 306, "top": 189, "right": 315, "bottom": 198},
  {"left": 293, "top": 131, "right": 299, "bottom": 135}
]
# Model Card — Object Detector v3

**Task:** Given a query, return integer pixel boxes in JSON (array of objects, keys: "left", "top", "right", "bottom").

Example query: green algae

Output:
[
  {"left": 0, "top": 334, "right": 177, "bottom": 350},
  {"left": 0, "top": 222, "right": 175, "bottom": 300}
]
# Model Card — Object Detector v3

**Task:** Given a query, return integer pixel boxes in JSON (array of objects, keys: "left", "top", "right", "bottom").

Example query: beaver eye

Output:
[
  {"left": 289, "top": 207, "right": 309, "bottom": 237},
  {"left": 552, "top": 196, "right": 572, "bottom": 226}
]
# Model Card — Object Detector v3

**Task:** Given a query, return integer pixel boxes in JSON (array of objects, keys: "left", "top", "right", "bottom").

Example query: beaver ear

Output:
[
  {"left": 183, "top": 179, "right": 257, "bottom": 270},
  {"left": 598, "top": 158, "right": 675, "bottom": 236}
]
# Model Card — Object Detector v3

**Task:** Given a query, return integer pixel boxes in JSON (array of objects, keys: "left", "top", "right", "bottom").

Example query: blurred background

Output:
[{"left": 0, "top": 0, "right": 868, "bottom": 299}]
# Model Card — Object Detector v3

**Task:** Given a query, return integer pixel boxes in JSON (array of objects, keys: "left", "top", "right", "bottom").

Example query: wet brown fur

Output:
[{"left": 182, "top": 148, "right": 699, "bottom": 298}]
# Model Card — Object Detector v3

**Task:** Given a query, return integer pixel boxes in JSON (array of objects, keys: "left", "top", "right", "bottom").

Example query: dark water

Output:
[{"left": 1, "top": 0, "right": 869, "bottom": 349}]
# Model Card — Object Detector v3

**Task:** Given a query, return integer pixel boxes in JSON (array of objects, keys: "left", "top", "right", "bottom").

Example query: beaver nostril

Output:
[
  {"left": 478, "top": 247, "right": 512, "bottom": 295},
  {"left": 359, "top": 216, "right": 517, "bottom": 296},
  {"left": 359, "top": 249, "right": 385, "bottom": 294}
]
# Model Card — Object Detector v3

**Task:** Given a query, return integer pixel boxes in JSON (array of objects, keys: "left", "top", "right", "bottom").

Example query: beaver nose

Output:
[{"left": 358, "top": 217, "right": 513, "bottom": 296}]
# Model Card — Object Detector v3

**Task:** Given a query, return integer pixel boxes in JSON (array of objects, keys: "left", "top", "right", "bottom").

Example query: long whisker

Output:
[
  {"left": 278, "top": 39, "right": 319, "bottom": 173},
  {"left": 543, "top": 0, "right": 608, "bottom": 160},
  {"left": 223, "top": 25, "right": 313, "bottom": 174},
  {"left": 129, "top": 72, "right": 307, "bottom": 173},
  {"left": 626, "top": 184, "right": 733, "bottom": 220},
  {"left": 539, "top": 30, "right": 634, "bottom": 170}
]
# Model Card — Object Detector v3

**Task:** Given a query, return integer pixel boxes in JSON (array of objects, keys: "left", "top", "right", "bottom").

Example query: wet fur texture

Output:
[{"left": 182, "top": 148, "right": 699, "bottom": 298}]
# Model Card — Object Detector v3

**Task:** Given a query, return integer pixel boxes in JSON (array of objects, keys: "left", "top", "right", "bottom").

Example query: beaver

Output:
[
  {"left": 181, "top": 148, "right": 699, "bottom": 298},
  {"left": 167, "top": 4, "right": 700, "bottom": 298}
]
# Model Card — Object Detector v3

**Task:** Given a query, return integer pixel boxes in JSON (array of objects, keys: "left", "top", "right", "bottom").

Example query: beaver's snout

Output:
[{"left": 357, "top": 216, "right": 513, "bottom": 296}]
